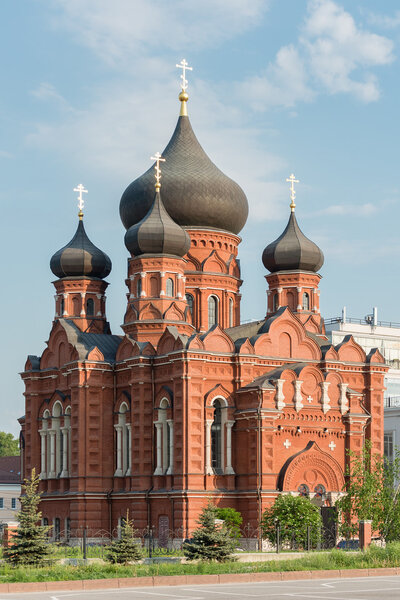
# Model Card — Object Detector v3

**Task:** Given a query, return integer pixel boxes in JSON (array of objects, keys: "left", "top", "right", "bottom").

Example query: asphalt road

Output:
[{"left": 1, "top": 576, "right": 398, "bottom": 600}]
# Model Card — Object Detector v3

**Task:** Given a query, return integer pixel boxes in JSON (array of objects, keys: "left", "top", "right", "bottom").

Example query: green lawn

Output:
[{"left": 0, "top": 543, "right": 400, "bottom": 583}]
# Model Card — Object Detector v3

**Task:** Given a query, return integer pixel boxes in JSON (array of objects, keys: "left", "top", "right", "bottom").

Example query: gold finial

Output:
[
  {"left": 176, "top": 59, "right": 192, "bottom": 116},
  {"left": 73, "top": 184, "right": 88, "bottom": 220},
  {"left": 286, "top": 174, "right": 299, "bottom": 212},
  {"left": 151, "top": 152, "right": 166, "bottom": 190}
]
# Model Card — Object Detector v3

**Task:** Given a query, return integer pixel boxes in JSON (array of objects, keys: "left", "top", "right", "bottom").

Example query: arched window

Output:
[
  {"left": 302, "top": 292, "right": 310, "bottom": 310},
  {"left": 314, "top": 484, "right": 326, "bottom": 498},
  {"left": 62, "top": 406, "right": 71, "bottom": 478},
  {"left": 52, "top": 402, "right": 62, "bottom": 478},
  {"left": 154, "top": 398, "right": 173, "bottom": 475},
  {"left": 166, "top": 278, "right": 174, "bottom": 297},
  {"left": 60, "top": 298, "right": 65, "bottom": 316},
  {"left": 185, "top": 293, "right": 194, "bottom": 316},
  {"left": 72, "top": 296, "right": 80, "bottom": 316},
  {"left": 298, "top": 483, "right": 309, "bottom": 497},
  {"left": 208, "top": 296, "right": 218, "bottom": 329},
  {"left": 114, "top": 401, "right": 131, "bottom": 477},
  {"left": 86, "top": 298, "right": 94, "bottom": 316},
  {"left": 273, "top": 293, "right": 278, "bottom": 312},
  {"left": 54, "top": 517, "right": 61, "bottom": 542},
  {"left": 137, "top": 277, "right": 142, "bottom": 297},
  {"left": 40, "top": 410, "right": 51, "bottom": 479},
  {"left": 211, "top": 400, "right": 223, "bottom": 474},
  {"left": 229, "top": 298, "right": 234, "bottom": 328}
]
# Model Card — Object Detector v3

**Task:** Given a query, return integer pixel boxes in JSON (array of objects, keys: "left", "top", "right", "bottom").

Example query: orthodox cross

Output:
[
  {"left": 283, "top": 439, "right": 291, "bottom": 449},
  {"left": 73, "top": 184, "right": 88, "bottom": 218},
  {"left": 176, "top": 58, "right": 193, "bottom": 91},
  {"left": 151, "top": 152, "right": 166, "bottom": 189},
  {"left": 286, "top": 173, "right": 299, "bottom": 212},
  {"left": 329, "top": 441, "right": 336, "bottom": 451}
]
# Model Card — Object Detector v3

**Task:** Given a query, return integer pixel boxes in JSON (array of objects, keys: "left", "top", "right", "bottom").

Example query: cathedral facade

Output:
[{"left": 20, "top": 81, "right": 387, "bottom": 541}]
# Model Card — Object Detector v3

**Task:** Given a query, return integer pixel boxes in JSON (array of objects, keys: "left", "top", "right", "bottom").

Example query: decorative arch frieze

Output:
[{"left": 278, "top": 441, "right": 345, "bottom": 493}]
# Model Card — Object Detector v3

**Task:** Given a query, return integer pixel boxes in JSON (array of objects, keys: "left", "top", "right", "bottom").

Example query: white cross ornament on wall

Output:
[
  {"left": 329, "top": 441, "right": 336, "bottom": 451},
  {"left": 283, "top": 439, "right": 291, "bottom": 449}
]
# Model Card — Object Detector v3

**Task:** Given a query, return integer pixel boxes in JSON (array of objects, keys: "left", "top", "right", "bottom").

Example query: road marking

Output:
[
  {"left": 183, "top": 589, "right": 263, "bottom": 597},
  {"left": 321, "top": 583, "right": 335, "bottom": 588}
]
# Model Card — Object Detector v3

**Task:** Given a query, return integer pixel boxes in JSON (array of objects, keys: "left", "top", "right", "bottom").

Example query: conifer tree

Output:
[
  {"left": 106, "top": 511, "right": 143, "bottom": 564},
  {"left": 183, "top": 501, "right": 236, "bottom": 562},
  {"left": 3, "top": 468, "right": 52, "bottom": 566}
]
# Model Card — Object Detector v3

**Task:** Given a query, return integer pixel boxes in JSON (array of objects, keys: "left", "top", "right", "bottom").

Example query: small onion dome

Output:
[
  {"left": 50, "top": 220, "right": 111, "bottom": 279},
  {"left": 120, "top": 114, "right": 248, "bottom": 235},
  {"left": 124, "top": 188, "right": 191, "bottom": 257},
  {"left": 262, "top": 212, "right": 324, "bottom": 273}
]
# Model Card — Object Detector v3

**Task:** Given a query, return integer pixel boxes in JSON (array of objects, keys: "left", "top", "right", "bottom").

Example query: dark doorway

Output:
[{"left": 321, "top": 506, "right": 337, "bottom": 549}]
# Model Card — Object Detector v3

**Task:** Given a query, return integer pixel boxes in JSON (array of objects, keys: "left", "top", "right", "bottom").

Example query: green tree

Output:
[
  {"left": 0, "top": 431, "right": 19, "bottom": 456},
  {"left": 335, "top": 441, "right": 400, "bottom": 542},
  {"left": 215, "top": 507, "right": 243, "bottom": 540},
  {"left": 105, "top": 511, "right": 143, "bottom": 564},
  {"left": 183, "top": 501, "right": 236, "bottom": 562},
  {"left": 261, "top": 494, "right": 322, "bottom": 549},
  {"left": 3, "top": 468, "right": 52, "bottom": 566}
]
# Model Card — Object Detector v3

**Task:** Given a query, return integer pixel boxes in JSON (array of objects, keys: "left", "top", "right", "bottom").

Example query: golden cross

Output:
[
  {"left": 176, "top": 58, "right": 193, "bottom": 92},
  {"left": 151, "top": 152, "right": 166, "bottom": 189},
  {"left": 286, "top": 173, "right": 299, "bottom": 212},
  {"left": 73, "top": 184, "right": 88, "bottom": 219}
]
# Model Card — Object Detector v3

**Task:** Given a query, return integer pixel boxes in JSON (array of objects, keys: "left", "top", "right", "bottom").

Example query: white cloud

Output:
[
  {"left": 366, "top": 10, "right": 400, "bottom": 30},
  {"left": 322, "top": 202, "right": 377, "bottom": 217},
  {"left": 51, "top": 0, "right": 268, "bottom": 68},
  {"left": 239, "top": 0, "right": 394, "bottom": 109}
]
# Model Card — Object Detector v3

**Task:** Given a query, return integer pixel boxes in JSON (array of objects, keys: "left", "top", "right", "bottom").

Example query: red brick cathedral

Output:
[{"left": 20, "top": 80, "right": 386, "bottom": 540}]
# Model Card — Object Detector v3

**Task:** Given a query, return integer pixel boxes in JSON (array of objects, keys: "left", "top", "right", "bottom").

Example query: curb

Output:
[{"left": 0, "top": 567, "right": 399, "bottom": 593}]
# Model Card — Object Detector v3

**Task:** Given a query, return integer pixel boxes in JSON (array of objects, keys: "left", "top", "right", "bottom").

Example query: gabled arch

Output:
[
  {"left": 86, "top": 346, "right": 105, "bottom": 362},
  {"left": 157, "top": 326, "right": 181, "bottom": 355},
  {"left": 124, "top": 303, "right": 138, "bottom": 324},
  {"left": 336, "top": 335, "right": 366, "bottom": 363},
  {"left": 278, "top": 441, "right": 345, "bottom": 493},
  {"left": 141, "top": 342, "right": 156, "bottom": 356},
  {"left": 116, "top": 335, "right": 137, "bottom": 362},
  {"left": 139, "top": 302, "right": 162, "bottom": 321},
  {"left": 322, "top": 345, "right": 339, "bottom": 361},
  {"left": 205, "top": 384, "right": 232, "bottom": 407},
  {"left": 367, "top": 348, "right": 385, "bottom": 364},
  {"left": 185, "top": 252, "right": 202, "bottom": 271},
  {"left": 187, "top": 334, "right": 205, "bottom": 350},
  {"left": 163, "top": 302, "right": 185, "bottom": 322},
  {"left": 303, "top": 314, "right": 321, "bottom": 334},
  {"left": 202, "top": 250, "right": 228, "bottom": 274},
  {"left": 236, "top": 338, "right": 254, "bottom": 354},
  {"left": 201, "top": 325, "right": 235, "bottom": 353}
]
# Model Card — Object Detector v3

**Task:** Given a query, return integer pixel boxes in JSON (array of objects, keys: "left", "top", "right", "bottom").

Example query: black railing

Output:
[
  {"left": 325, "top": 317, "right": 400, "bottom": 329},
  {"left": 384, "top": 396, "right": 400, "bottom": 408}
]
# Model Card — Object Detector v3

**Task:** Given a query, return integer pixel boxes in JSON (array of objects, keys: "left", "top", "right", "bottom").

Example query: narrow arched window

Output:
[
  {"left": 229, "top": 298, "right": 234, "bottom": 327},
  {"left": 208, "top": 296, "right": 218, "bottom": 329},
  {"left": 302, "top": 292, "right": 310, "bottom": 311},
  {"left": 298, "top": 483, "right": 309, "bottom": 497},
  {"left": 211, "top": 400, "right": 222, "bottom": 473},
  {"left": 137, "top": 278, "right": 142, "bottom": 297},
  {"left": 60, "top": 298, "right": 65, "bottom": 316},
  {"left": 54, "top": 517, "right": 61, "bottom": 541},
  {"left": 166, "top": 278, "right": 174, "bottom": 297},
  {"left": 186, "top": 293, "right": 194, "bottom": 316},
  {"left": 273, "top": 293, "right": 278, "bottom": 312},
  {"left": 86, "top": 298, "right": 94, "bottom": 316}
]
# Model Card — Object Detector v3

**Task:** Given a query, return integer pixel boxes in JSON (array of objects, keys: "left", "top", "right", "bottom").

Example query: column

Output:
[
  {"left": 114, "top": 424, "right": 123, "bottom": 477},
  {"left": 296, "top": 286, "right": 302, "bottom": 310},
  {"left": 48, "top": 430, "right": 56, "bottom": 478},
  {"left": 339, "top": 383, "right": 349, "bottom": 415},
  {"left": 154, "top": 422, "right": 163, "bottom": 475},
  {"left": 80, "top": 292, "right": 85, "bottom": 316},
  {"left": 60, "top": 427, "right": 69, "bottom": 477},
  {"left": 275, "top": 380, "right": 285, "bottom": 410},
  {"left": 277, "top": 287, "right": 282, "bottom": 309},
  {"left": 166, "top": 420, "right": 174, "bottom": 475},
  {"left": 126, "top": 424, "right": 132, "bottom": 476},
  {"left": 205, "top": 419, "right": 213, "bottom": 475},
  {"left": 225, "top": 420, "right": 235, "bottom": 475},
  {"left": 293, "top": 380, "right": 304, "bottom": 412},
  {"left": 39, "top": 430, "right": 47, "bottom": 479},
  {"left": 320, "top": 381, "right": 331, "bottom": 414}
]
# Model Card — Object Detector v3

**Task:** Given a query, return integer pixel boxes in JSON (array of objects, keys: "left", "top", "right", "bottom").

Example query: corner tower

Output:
[
  {"left": 50, "top": 185, "right": 112, "bottom": 333},
  {"left": 120, "top": 61, "right": 248, "bottom": 333},
  {"left": 262, "top": 174, "right": 324, "bottom": 332}
]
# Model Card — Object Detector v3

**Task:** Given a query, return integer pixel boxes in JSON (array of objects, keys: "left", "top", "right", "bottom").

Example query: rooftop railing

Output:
[
  {"left": 384, "top": 396, "right": 400, "bottom": 408},
  {"left": 325, "top": 317, "right": 400, "bottom": 329}
]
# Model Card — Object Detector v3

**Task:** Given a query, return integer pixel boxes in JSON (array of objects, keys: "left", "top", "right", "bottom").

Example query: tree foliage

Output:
[
  {"left": 261, "top": 494, "right": 322, "bottom": 548},
  {"left": 3, "top": 468, "right": 52, "bottom": 566},
  {"left": 335, "top": 441, "right": 400, "bottom": 542},
  {"left": 0, "top": 431, "right": 19, "bottom": 457},
  {"left": 215, "top": 507, "right": 243, "bottom": 539},
  {"left": 105, "top": 511, "right": 143, "bottom": 564},
  {"left": 183, "top": 501, "right": 236, "bottom": 562}
]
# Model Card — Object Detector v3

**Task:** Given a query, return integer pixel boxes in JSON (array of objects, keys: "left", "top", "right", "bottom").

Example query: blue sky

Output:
[{"left": 2, "top": 0, "right": 400, "bottom": 435}]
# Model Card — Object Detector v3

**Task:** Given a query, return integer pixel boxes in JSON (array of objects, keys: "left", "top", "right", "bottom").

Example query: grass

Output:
[{"left": 1, "top": 543, "right": 400, "bottom": 583}]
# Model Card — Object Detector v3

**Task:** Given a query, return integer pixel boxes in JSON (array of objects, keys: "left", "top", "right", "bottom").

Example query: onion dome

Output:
[
  {"left": 50, "top": 219, "right": 111, "bottom": 280},
  {"left": 262, "top": 174, "right": 324, "bottom": 273},
  {"left": 120, "top": 91, "right": 248, "bottom": 235},
  {"left": 125, "top": 173, "right": 191, "bottom": 257}
]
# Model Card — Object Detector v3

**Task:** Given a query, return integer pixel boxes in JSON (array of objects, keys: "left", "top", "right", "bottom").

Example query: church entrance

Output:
[{"left": 320, "top": 506, "right": 337, "bottom": 549}]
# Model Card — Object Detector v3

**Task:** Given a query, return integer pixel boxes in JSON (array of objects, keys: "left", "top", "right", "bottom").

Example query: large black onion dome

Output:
[
  {"left": 120, "top": 115, "right": 248, "bottom": 235},
  {"left": 50, "top": 220, "right": 111, "bottom": 279},
  {"left": 125, "top": 188, "right": 191, "bottom": 257},
  {"left": 262, "top": 212, "right": 324, "bottom": 273}
]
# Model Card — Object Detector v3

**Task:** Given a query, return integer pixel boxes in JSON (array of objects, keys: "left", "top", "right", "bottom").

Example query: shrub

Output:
[
  {"left": 215, "top": 507, "right": 243, "bottom": 540},
  {"left": 183, "top": 501, "right": 236, "bottom": 562},
  {"left": 261, "top": 494, "right": 322, "bottom": 549},
  {"left": 105, "top": 512, "right": 143, "bottom": 565}
]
